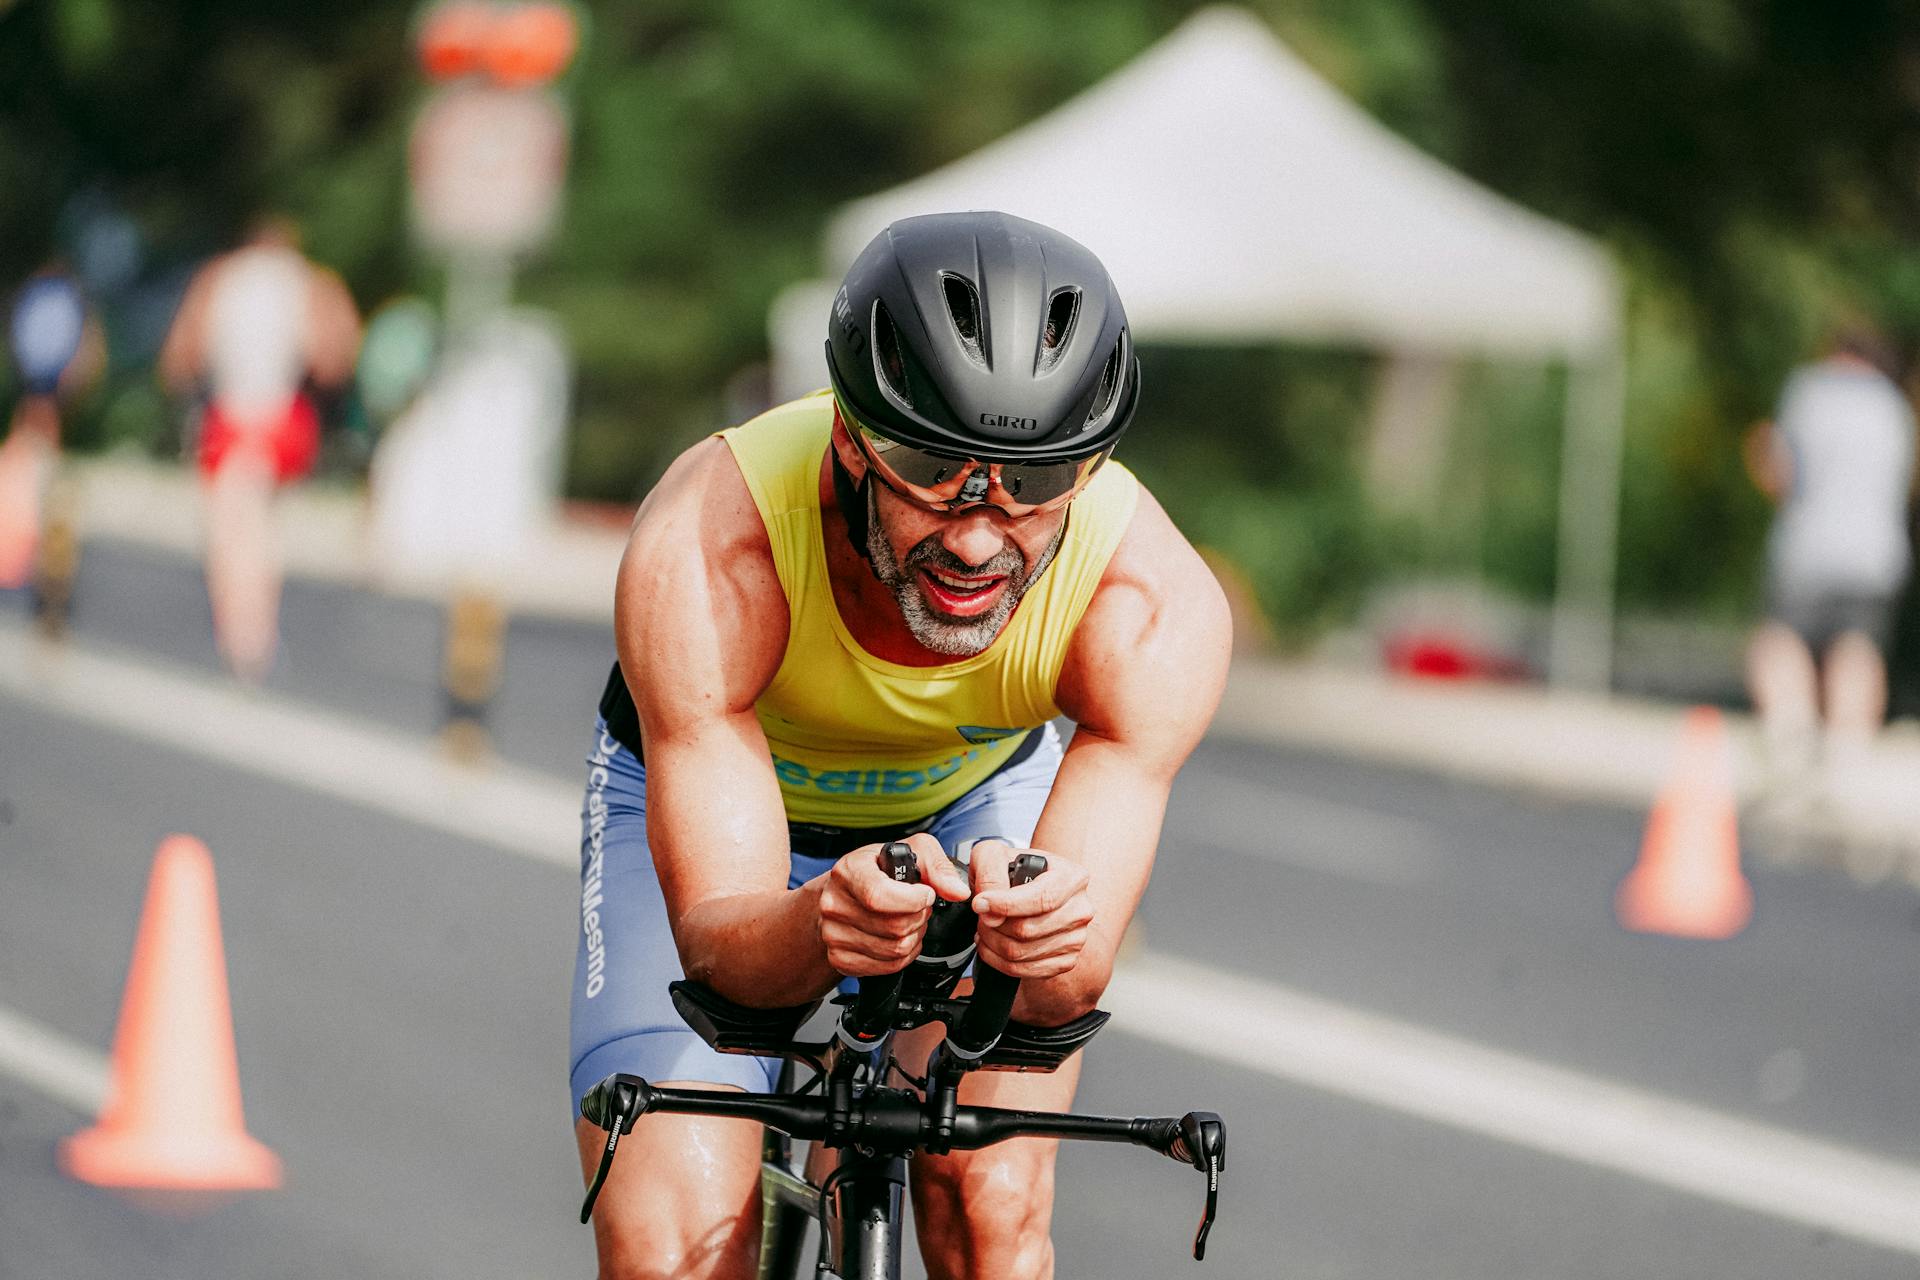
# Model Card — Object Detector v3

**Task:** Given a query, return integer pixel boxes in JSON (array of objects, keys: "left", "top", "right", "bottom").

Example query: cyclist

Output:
[{"left": 572, "top": 211, "right": 1231, "bottom": 1279}]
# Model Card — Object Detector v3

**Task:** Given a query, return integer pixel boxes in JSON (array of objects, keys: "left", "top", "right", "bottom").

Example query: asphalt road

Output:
[{"left": 4, "top": 540, "right": 1919, "bottom": 1278}]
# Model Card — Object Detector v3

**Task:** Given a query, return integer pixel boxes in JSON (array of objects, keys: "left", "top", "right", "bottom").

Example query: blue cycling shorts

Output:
[{"left": 568, "top": 718, "right": 1063, "bottom": 1109}]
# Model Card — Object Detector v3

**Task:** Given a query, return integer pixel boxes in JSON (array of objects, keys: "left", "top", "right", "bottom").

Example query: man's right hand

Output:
[{"left": 817, "top": 832, "right": 970, "bottom": 977}]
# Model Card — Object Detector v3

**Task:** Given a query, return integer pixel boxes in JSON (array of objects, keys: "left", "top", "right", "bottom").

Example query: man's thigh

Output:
[
  {"left": 570, "top": 723, "right": 782, "bottom": 1105},
  {"left": 574, "top": 1098, "right": 765, "bottom": 1280}
]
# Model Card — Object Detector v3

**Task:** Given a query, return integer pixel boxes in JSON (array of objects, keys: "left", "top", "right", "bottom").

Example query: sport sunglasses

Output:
[{"left": 847, "top": 419, "right": 1109, "bottom": 518}]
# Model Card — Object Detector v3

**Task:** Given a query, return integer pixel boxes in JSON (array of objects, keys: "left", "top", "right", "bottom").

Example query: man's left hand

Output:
[{"left": 968, "top": 841, "right": 1094, "bottom": 980}]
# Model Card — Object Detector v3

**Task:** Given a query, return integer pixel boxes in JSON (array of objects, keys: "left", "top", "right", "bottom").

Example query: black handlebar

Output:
[{"left": 580, "top": 1075, "right": 1226, "bottom": 1259}]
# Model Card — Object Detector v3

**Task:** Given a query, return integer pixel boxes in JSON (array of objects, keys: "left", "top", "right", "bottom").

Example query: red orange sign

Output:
[{"left": 417, "top": 1, "right": 579, "bottom": 87}]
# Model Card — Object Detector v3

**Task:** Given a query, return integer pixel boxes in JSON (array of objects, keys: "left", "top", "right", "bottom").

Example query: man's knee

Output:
[
  {"left": 594, "top": 1220, "right": 756, "bottom": 1280},
  {"left": 589, "top": 1185, "right": 760, "bottom": 1280},
  {"left": 914, "top": 1145, "right": 1058, "bottom": 1278},
  {"left": 575, "top": 1113, "right": 762, "bottom": 1280}
]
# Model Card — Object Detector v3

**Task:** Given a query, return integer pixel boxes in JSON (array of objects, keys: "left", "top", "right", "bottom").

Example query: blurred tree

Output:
[
  {"left": 0, "top": 0, "right": 415, "bottom": 283},
  {"left": 1412, "top": 0, "right": 1920, "bottom": 403},
  {"left": 6, "top": 0, "right": 1920, "bottom": 653}
]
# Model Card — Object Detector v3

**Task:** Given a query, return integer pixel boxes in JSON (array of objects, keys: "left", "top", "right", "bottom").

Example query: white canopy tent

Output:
[{"left": 772, "top": 5, "right": 1626, "bottom": 688}]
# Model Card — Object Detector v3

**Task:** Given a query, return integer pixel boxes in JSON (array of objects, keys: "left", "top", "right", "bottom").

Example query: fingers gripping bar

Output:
[
  {"left": 948, "top": 852, "right": 1047, "bottom": 1058},
  {"left": 842, "top": 845, "right": 1047, "bottom": 1053},
  {"left": 841, "top": 842, "right": 921, "bottom": 1045}
]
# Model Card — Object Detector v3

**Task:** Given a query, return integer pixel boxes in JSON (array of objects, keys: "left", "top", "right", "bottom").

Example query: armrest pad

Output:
[
  {"left": 977, "top": 1009, "right": 1110, "bottom": 1072},
  {"left": 669, "top": 980, "right": 823, "bottom": 1056}
]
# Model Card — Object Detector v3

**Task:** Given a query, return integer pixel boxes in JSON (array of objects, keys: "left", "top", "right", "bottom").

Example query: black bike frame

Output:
[{"left": 757, "top": 1061, "right": 910, "bottom": 1280}]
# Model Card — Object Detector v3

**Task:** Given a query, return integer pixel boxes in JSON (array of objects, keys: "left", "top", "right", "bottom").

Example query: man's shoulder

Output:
[
  {"left": 1089, "top": 483, "right": 1223, "bottom": 621},
  {"left": 616, "top": 435, "right": 789, "bottom": 713},
  {"left": 622, "top": 395, "right": 835, "bottom": 642},
  {"left": 1057, "top": 484, "right": 1232, "bottom": 735},
  {"left": 629, "top": 435, "right": 772, "bottom": 572}
]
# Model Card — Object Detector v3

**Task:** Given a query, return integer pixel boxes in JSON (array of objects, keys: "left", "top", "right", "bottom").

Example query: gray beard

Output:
[{"left": 865, "top": 485, "right": 1063, "bottom": 657}]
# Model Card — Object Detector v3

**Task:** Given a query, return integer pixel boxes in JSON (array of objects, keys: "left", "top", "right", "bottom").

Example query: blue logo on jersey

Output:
[{"left": 773, "top": 730, "right": 1024, "bottom": 797}]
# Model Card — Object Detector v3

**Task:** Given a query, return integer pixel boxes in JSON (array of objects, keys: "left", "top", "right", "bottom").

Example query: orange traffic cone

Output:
[
  {"left": 59, "top": 835, "right": 282, "bottom": 1190},
  {"left": 1615, "top": 706, "right": 1753, "bottom": 939}
]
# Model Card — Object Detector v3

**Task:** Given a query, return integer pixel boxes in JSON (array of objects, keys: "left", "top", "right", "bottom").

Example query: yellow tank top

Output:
[{"left": 721, "top": 393, "right": 1138, "bottom": 825}]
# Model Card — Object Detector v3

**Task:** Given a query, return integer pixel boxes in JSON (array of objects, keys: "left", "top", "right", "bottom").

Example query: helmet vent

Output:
[
  {"left": 1038, "top": 287, "right": 1081, "bottom": 372},
  {"left": 871, "top": 301, "right": 914, "bottom": 408},
  {"left": 940, "top": 273, "right": 988, "bottom": 368},
  {"left": 1082, "top": 333, "right": 1126, "bottom": 433}
]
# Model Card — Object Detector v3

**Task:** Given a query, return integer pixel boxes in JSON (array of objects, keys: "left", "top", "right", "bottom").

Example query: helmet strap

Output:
[{"left": 830, "top": 445, "right": 874, "bottom": 565}]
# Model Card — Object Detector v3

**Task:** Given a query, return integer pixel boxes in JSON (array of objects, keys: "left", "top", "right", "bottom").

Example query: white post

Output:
[
  {"left": 1548, "top": 345, "right": 1627, "bottom": 691},
  {"left": 768, "top": 280, "right": 838, "bottom": 404}
]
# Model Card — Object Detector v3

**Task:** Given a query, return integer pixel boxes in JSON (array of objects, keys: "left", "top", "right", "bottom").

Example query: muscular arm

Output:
[
  {"left": 616, "top": 439, "right": 839, "bottom": 1007},
  {"left": 1015, "top": 489, "right": 1232, "bottom": 1024}
]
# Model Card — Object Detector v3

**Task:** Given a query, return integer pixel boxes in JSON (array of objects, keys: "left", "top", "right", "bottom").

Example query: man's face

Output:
[{"left": 863, "top": 476, "right": 1068, "bottom": 657}]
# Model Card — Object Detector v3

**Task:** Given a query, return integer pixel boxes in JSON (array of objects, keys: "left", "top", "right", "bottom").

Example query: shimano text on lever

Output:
[{"left": 578, "top": 1073, "right": 653, "bottom": 1223}]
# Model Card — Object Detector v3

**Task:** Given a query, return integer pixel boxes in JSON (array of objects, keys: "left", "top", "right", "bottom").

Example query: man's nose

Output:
[{"left": 940, "top": 509, "right": 1010, "bottom": 568}]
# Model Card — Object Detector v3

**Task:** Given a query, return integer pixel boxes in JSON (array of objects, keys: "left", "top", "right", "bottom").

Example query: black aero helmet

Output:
[{"left": 825, "top": 211, "right": 1140, "bottom": 463}]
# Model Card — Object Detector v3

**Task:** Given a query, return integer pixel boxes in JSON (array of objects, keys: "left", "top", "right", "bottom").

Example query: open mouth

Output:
[{"left": 917, "top": 566, "right": 1010, "bottom": 618}]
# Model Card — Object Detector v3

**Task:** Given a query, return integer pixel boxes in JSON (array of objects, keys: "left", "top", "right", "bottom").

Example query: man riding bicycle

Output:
[{"left": 572, "top": 211, "right": 1230, "bottom": 1279}]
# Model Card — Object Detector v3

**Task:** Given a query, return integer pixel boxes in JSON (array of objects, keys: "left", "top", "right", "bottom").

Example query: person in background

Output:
[
  {"left": 0, "top": 265, "right": 102, "bottom": 601},
  {"left": 158, "top": 217, "right": 361, "bottom": 682},
  {"left": 1744, "top": 326, "right": 1917, "bottom": 822}
]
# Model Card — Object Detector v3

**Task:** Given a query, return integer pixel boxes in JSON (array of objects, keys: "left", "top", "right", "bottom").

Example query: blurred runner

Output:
[
  {"left": 158, "top": 218, "right": 361, "bottom": 682},
  {"left": 1744, "top": 327, "right": 1917, "bottom": 820},
  {"left": 1, "top": 266, "right": 101, "bottom": 604}
]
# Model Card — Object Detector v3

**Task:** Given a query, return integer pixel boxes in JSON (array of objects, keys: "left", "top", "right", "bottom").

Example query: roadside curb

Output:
[
  {"left": 65, "top": 454, "right": 622, "bottom": 625},
  {"left": 1211, "top": 661, "right": 1920, "bottom": 867}
]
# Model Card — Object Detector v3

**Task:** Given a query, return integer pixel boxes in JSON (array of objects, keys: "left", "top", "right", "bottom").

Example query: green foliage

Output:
[
  {"left": 1429, "top": 361, "right": 1567, "bottom": 602},
  {"left": 5, "top": 0, "right": 1919, "bottom": 643},
  {"left": 1122, "top": 344, "right": 1384, "bottom": 642}
]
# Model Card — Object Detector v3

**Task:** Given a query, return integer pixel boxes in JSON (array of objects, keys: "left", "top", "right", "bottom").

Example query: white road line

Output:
[
  {"left": 0, "top": 622, "right": 578, "bottom": 867},
  {"left": 1105, "top": 952, "right": 1920, "bottom": 1258},
  {"left": 10, "top": 622, "right": 1920, "bottom": 1254},
  {"left": 0, "top": 1002, "right": 109, "bottom": 1115}
]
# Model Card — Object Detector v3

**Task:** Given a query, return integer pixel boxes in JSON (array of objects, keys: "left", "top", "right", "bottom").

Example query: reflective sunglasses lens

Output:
[
  {"left": 861, "top": 433, "right": 971, "bottom": 494},
  {"left": 995, "top": 456, "right": 1098, "bottom": 507},
  {"left": 858, "top": 424, "right": 1105, "bottom": 513}
]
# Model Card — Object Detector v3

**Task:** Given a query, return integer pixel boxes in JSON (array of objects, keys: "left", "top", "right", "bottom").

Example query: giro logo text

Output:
[{"left": 980, "top": 412, "right": 1039, "bottom": 431}]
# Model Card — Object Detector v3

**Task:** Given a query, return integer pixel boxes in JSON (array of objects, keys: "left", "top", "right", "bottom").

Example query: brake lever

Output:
[
  {"left": 1172, "top": 1111, "right": 1225, "bottom": 1261},
  {"left": 578, "top": 1076, "right": 645, "bottom": 1224},
  {"left": 1193, "top": 1145, "right": 1221, "bottom": 1261}
]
